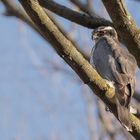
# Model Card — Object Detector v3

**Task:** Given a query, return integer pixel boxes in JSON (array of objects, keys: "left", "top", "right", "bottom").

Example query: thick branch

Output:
[
  {"left": 19, "top": 0, "right": 140, "bottom": 139},
  {"left": 102, "top": 0, "right": 140, "bottom": 67},
  {"left": 47, "top": 12, "right": 89, "bottom": 60},
  {"left": 38, "top": 0, "right": 112, "bottom": 28}
]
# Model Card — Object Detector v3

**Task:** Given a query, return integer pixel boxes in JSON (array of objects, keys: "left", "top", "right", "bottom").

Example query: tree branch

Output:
[
  {"left": 102, "top": 0, "right": 140, "bottom": 68},
  {"left": 46, "top": 12, "right": 89, "bottom": 60},
  {"left": 19, "top": 0, "right": 140, "bottom": 139},
  {"left": 38, "top": 0, "right": 112, "bottom": 28}
]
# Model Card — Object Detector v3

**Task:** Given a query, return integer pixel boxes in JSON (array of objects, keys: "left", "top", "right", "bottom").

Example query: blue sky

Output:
[{"left": 0, "top": 1, "right": 140, "bottom": 140}]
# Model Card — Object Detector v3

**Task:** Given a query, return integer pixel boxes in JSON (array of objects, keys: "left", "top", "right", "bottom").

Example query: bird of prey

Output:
[{"left": 90, "top": 26, "right": 137, "bottom": 131}]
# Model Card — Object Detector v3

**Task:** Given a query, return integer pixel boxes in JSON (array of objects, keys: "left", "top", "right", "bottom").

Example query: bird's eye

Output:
[
  {"left": 98, "top": 31, "right": 105, "bottom": 36},
  {"left": 100, "top": 31, "right": 104, "bottom": 34}
]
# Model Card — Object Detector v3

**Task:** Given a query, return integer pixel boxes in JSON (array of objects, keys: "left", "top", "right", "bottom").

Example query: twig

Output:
[{"left": 38, "top": 0, "right": 112, "bottom": 28}]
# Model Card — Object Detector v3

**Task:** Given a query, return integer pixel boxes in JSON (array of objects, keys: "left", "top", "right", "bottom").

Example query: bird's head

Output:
[{"left": 92, "top": 26, "right": 118, "bottom": 41}]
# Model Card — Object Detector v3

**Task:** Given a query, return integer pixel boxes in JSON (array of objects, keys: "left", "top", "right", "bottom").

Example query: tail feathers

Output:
[{"left": 116, "top": 99, "right": 132, "bottom": 132}]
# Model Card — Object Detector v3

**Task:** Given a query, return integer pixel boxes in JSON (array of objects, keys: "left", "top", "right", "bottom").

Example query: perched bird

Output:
[{"left": 90, "top": 26, "right": 137, "bottom": 131}]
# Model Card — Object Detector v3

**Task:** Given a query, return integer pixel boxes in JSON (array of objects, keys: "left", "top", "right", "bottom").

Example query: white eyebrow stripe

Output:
[{"left": 104, "top": 26, "right": 113, "bottom": 30}]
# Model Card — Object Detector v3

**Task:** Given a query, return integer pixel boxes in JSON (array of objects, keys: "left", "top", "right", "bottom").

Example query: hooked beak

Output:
[{"left": 91, "top": 30, "right": 105, "bottom": 40}]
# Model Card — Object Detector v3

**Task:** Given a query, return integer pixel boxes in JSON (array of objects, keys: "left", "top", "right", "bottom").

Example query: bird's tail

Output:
[{"left": 116, "top": 99, "right": 132, "bottom": 131}]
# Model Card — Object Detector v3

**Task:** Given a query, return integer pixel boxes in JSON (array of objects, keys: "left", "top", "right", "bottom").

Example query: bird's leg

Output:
[{"left": 104, "top": 79, "right": 115, "bottom": 88}]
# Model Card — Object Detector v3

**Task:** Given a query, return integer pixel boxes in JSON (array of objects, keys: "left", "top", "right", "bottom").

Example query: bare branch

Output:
[
  {"left": 38, "top": 0, "right": 112, "bottom": 28},
  {"left": 102, "top": 0, "right": 140, "bottom": 68},
  {"left": 18, "top": 0, "right": 140, "bottom": 139},
  {"left": 47, "top": 11, "right": 89, "bottom": 60}
]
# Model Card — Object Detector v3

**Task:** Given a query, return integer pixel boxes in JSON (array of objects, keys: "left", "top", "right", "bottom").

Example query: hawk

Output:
[{"left": 90, "top": 26, "right": 137, "bottom": 131}]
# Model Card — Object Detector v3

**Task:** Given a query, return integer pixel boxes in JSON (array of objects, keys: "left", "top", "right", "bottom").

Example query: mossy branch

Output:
[{"left": 38, "top": 0, "right": 112, "bottom": 28}]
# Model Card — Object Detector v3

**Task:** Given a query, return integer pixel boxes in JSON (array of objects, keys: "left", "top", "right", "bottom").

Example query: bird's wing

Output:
[
  {"left": 90, "top": 37, "right": 116, "bottom": 81},
  {"left": 108, "top": 39, "right": 137, "bottom": 106},
  {"left": 114, "top": 47, "right": 137, "bottom": 78},
  {"left": 97, "top": 37, "right": 137, "bottom": 84},
  {"left": 90, "top": 37, "right": 136, "bottom": 87}
]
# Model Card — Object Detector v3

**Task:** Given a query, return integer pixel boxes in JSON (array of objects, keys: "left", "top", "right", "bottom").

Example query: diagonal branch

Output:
[
  {"left": 19, "top": 0, "right": 140, "bottom": 139},
  {"left": 38, "top": 0, "right": 112, "bottom": 28},
  {"left": 102, "top": 0, "right": 140, "bottom": 68}
]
